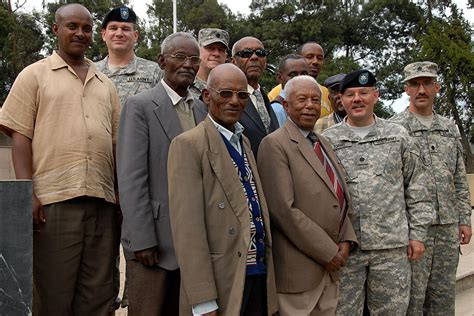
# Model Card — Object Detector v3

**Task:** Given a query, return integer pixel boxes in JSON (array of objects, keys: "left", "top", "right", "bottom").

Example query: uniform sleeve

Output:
[
  {"left": 402, "top": 134, "right": 435, "bottom": 241},
  {"left": 452, "top": 127, "right": 472, "bottom": 225}
]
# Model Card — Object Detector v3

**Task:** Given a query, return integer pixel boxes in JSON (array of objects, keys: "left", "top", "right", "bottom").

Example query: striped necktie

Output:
[{"left": 308, "top": 132, "right": 348, "bottom": 231}]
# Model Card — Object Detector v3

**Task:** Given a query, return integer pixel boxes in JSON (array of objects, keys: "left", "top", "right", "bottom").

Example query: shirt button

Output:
[
  {"left": 85, "top": 114, "right": 89, "bottom": 118},
  {"left": 251, "top": 197, "right": 256, "bottom": 202},
  {"left": 88, "top": 136, "right": 92, "bottom": 140},
  {"left": 243, "top": 176, "right": 249, "bottom": 181},
  {"left": 218, "top": 203, "right": 225, "bottom": 209},
  {"left": 255, "top": 217, "right": 260, "bottom": 222},
  {"left": 229, "top": 228, "right": 235, "bottom": 235},
  {"left": 237, "top": 251, "right": 242, "bottom": 257},
  {"left": 88, "top": 156, "right": 92, "bottom": 161}
]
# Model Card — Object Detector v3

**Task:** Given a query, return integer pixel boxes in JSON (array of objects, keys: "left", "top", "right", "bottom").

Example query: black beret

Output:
[
  {"left": 339, "top": 69, "right": 376, "bottom": 93},
  {"left": 102, "top": 6, "right": 137, "bottom": 29},
  {"left": 324, "top": 73, "right": 346, "bottom": 89}
]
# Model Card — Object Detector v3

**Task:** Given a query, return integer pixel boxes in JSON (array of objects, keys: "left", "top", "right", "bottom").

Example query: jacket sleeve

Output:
[{"left": 168, "top": 135, "right": 218, "bottom": 305}]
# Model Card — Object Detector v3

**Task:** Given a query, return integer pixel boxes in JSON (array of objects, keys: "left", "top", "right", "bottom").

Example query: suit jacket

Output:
[
  {"left": 257, "top": 120, "right": 357, "bottom": 293},
  {"left": 239, "top": 87, "right": 279, "bottom": 156},
  {"left": 117, "top": 81, "right": 207, "bottom": 269},
  {"left": 168, "top": 116, "right": 278, "bottom": 315}
]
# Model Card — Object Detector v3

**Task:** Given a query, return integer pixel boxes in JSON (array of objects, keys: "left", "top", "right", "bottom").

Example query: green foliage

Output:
[{"left": 0, "top": 2, "right": 44, "bottom": 104}]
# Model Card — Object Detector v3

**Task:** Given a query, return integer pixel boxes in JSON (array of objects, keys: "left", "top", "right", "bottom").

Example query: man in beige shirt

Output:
[{"left": 0, "top": 4, "right": 120, "bottom": 315}]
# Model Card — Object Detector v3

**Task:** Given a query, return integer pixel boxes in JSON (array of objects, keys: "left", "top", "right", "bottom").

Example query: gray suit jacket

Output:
[{"left": 117, "top": 81, "right": 207, "bottom": 269}]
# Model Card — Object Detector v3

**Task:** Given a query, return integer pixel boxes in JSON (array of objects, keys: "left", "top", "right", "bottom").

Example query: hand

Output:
[
  {"left": 459, "top": 225, "right": 472, "bottom": 245},
  {"left": 203, "top": 311, "right": 218, "bottom": 316},
  {"left": 407, "top": 240, "right": 425, "bottom": 260},
  {"left": 324, "top": 252, "right": 345, "bottom": 272},
  {"left": 134, "top": 247, "right": 159, "bottom": 266},
  {"left": 338, "top": 242, "right": 351, "bottom": 262},
  {"left": 32, "top": 194, "right": 46, "bottom": 225}
]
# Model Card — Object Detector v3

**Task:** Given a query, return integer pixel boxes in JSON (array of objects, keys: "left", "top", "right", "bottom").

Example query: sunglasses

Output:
[
  {"left": 167, "top": 53, "right": 201, "bottom": 65},
  {"left": 234, "top": 48, "right": 270, "bottom": 58},
  {"left": 208, "top": 87, "right": 250, "bottom": 100}
]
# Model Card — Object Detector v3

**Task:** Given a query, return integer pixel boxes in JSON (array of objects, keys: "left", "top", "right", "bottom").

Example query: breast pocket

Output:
[{"left": 373, "top": 141, "right": 402, "bottom": 184}]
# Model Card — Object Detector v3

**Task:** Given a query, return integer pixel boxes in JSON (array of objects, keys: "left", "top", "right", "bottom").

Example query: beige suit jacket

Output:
[
  {"left": 258, "top": 120, "right": 357, "bottom": 294},
  {"left": 168, "top": 116, "right": 278, "bottom": 315}
]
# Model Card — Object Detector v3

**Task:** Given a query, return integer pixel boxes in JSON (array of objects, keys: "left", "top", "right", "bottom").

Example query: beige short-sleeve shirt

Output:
[{"left": 0, "top": 51, "right": 121, "bottom": 205}]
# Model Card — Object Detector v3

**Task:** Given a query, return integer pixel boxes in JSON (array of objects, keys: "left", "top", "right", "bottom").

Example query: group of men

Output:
[{"left": 0, "top": 3, "right": 471, "bottom": 316}]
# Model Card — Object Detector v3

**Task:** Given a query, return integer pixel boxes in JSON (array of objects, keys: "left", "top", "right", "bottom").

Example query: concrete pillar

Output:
[{"left": 0, "top": 180, "right": 32, "bottom": 315}]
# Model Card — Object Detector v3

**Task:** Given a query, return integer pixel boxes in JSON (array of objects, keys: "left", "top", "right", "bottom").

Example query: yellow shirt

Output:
[
  {"left": 267, "top": 83, "right": 333, "bottom": 118},
  {"left": 0, "top": 51, "right": 121, "bottom": 205}
]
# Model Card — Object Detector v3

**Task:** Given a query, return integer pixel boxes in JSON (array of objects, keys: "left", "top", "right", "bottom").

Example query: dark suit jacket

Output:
[
  {"left": 168, "top": 116, "right": 278, "bottom": 315},
  {"left": 258, "top": 120, "right": 357, "bottom": 293},
  {"left": 239, "top": 87, "right": 279, "bottom": 156},
  {"left": 117, "top": 81, "right": 207, "bottom": 269}
]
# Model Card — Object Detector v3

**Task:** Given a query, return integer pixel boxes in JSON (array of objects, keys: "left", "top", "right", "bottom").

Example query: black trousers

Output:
[{"left": 241, "top": 274, "right": 267, "bottom": 316}]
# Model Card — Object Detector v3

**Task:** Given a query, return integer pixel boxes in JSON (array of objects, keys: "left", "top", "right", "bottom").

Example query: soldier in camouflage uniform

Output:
[
  {"left": 390, "top": 61, "right": 472, "bottom": 315},
  {"left": 95, "top": 6, "right": 162, "bottom": 310},
  {"left": 189, "top": 28, "right": 229, "bottom": 98},
  {"left": 322, "top": 69, "right": 433, "bottom": 315},
  {"left": 95, "top": 6, "right": 162, "bottom": 105}
]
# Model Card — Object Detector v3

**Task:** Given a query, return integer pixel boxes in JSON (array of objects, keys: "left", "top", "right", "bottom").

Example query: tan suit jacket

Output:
[
  {"left": 258, "top": 120, "right": 357, "bottom": 294},
  {"left": 168, "top": 116, "right": 278, "bottom": 315}
]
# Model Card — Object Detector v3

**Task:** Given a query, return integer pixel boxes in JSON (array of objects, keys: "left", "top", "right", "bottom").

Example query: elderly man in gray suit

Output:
[{"left": 117, "top": 32, "right": 207, "bottom": 315}]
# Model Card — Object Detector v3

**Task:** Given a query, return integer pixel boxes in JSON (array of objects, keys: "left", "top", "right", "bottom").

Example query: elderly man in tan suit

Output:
[
  {"left": 258, "top": 75, "right": 357, "bottom": 315},
  {"left": 168, "top": 63, "right": 278, "bottom": 315}
]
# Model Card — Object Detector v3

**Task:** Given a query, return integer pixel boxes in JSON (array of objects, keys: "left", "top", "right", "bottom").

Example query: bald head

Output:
[
  {"left": 231, "top": 36, "right": 267, "bottom": 89},
  {"left": 55, "top": 4, "right": 92, "bottom": 25},
  {"left": 298, "top": 42, "right": 325, "bottom": 78},
  {"left": 208, "top": 63, "right": 247, "bottom": 88},
  {"left": 204, "top": 64, "right": 249, "bottom": 131}
]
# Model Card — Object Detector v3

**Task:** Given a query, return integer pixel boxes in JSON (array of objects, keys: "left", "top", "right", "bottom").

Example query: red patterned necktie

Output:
[{"left": 308, "top": 132, "right": 348, "bottom": 231}]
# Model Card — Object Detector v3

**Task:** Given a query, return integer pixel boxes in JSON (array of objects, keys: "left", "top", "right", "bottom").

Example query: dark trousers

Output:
[
  {"left": 33, "top": 197, "right": 115, "bottom": 316},
  {"left": 126, "top": 260, "right": 180, "bottom": 315},
  {"left": 241, "top": 274, "right": 267, "bottom": 316}
]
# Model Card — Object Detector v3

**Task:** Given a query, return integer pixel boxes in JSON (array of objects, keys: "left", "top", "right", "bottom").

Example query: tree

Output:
[
  {"left": 0, "top": 1, "right": 44, "bottom": 104},
  {"left": 416, "top": 2, "right": 474, "bottom": 171}
]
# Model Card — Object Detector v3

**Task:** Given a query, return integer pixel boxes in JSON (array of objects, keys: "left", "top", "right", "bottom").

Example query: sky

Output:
[{"left": 19, "top": 0, "right": 473, "bottom": 112}]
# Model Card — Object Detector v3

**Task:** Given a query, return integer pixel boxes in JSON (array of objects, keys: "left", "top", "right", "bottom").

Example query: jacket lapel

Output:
[
  {"left": 243, "top": 98, "right": 267, "bottom": 134},
  {"left": 285, "top": 121, "right": 337, "bottom": 198},
  {"left": 152, "top": 83, "right": 183, "bottom": 141},
  {"left": 204, "top": 118, "right": 251, "bottom": 245}
]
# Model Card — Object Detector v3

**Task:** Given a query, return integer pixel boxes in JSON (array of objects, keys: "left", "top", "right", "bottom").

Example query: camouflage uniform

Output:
[
  {"left": 322, "top": 116, "right": 433, "bottom": 315},
  {"left": 95, "top": 54, "right": 162, "bottom": 105},
  {"left": 189, "top": 76, "right": 207, "bottom": 99},
  {"left": 391, "top": 109, "right": 471, "bottom": 315}
]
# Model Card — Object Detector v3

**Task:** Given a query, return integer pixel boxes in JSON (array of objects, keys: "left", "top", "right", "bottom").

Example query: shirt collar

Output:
[
  {"left": 208, "top": 114, "right": 245, "bottom": 143},
  {"left": 161, "top": 79, "right": 192, "bottom": 106},
  {"left": 288, "top": 118, "right": 311, "bottom": 138},
  {"left": 247, "top": 84, "right": 261, "bottom": 94}
]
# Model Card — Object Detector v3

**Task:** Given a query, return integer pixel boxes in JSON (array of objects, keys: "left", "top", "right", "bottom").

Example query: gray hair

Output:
[
  {"left": 161, "top": 32, "right": 198, "bottom": 54},
  {"left": 284, "top": 75, "right": 320, "bottom": 98}
]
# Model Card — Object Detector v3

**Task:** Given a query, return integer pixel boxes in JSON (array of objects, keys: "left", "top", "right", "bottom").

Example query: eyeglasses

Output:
[
  {"left": 167, "top": 53, "right": 201, "bottom": 65},
  {"left": 234, "top": 48, "right": 270, "bottom": 58},
  {"left": 407, "top": 81, "right": 436, "bottom": 89},
  {"left": 208, "top": 87, "right": 250, "bottom": 100}
]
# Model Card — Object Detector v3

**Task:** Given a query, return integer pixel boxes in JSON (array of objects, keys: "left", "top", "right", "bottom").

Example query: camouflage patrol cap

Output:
[
  {"left": 198, "top": 28, "right": 229, "bottom": 49},
  {"left": 403, "top": 61, "right": 438, "bottom": 82},
  {"left": 339, "top": 69, "right": 376, "bottom": 93},
  {"left": 102, "top": 6, "right": 137, "bottom": 29}
]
